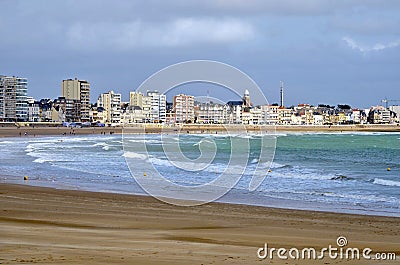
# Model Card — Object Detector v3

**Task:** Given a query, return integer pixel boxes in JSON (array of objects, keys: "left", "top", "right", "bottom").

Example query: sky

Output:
[{"left": 1, "top": 0, "right": 399, "bottom": 108}]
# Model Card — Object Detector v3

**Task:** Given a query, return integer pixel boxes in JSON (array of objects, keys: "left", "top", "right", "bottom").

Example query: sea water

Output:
[{"left": 0, "top": 132, "right": 399, "bottom": 216}]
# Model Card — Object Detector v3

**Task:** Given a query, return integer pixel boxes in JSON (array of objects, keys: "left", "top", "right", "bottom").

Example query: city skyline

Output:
[
  {"left": 2, "top": 75, "right": 396, "bottom": 125},
  {"left": 4, "top": 74, "right": 400, "bottom": 110},
  {"left": 1, "top": 1, "right": 399, "bottom": 108}
]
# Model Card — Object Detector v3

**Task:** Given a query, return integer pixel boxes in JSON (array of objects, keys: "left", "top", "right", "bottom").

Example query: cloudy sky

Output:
[{"left": 1, "top": 0, "right": 399, "bottom": 108}]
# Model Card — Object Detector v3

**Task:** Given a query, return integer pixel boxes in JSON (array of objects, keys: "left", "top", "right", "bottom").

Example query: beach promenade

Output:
[{"left": 0, "top": 123, "right": 399, "bottom": 137}]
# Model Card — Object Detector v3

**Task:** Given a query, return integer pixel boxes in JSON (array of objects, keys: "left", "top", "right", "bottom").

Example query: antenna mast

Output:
[{"left": 280, "top": 81, "right": 284, "bottom": 107}]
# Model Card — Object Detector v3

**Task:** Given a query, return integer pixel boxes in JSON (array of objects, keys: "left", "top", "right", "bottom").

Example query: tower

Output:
[
  {"left": 280, "top": 81, "right": 284, "bottom": 107},
  {"left": 243, "top": 89, "right": 251, "bottom": 108}
]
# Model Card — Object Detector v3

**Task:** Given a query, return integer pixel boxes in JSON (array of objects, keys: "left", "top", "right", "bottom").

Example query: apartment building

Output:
[
  {"left": 147, "top": 91, "right": 166, "bottom": 123},
  {"left": 173, "top": 94, "right": 194, "bottom": 123},
  {"left": 97, "top": 90, "right": 121, "bottom": 125},
  {"left": 53, "top": 97, "right": 80, "bottom": 122},
  {"left": 278, "top": 107, "right": 292, "bottom": 125},
  {"left": 129, "top": 91, "right": 151, "bottom": 122},
  {"left": 0, "top": 75, "right": 28, "bottom": 121},
  {"left": 195, "top": 102, "right": 228, "bottom": 124},
  {"left": 62, "top": 78, "right": 90, "bottom": 122},
  {"left": 27, "top": 96, "right": 40, "bottom": 122}
]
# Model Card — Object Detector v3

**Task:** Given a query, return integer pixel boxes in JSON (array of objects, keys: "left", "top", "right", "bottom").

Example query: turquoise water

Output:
[{"left": 0, "top": 132, "right": 399, "bottom": 216}]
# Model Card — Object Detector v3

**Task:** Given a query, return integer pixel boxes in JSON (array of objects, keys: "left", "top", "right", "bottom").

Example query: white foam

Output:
[
  {"left": 316, "top": 191, "right": 398, "bottom": 204},
  {"left": 25, "top": 144, "right": 35, "bottom": 152},
  {"left": 122, "top": 151, "right": 148, "bottom": 160},
  {"left": 93, "top": 142, "right": 108, "bottom": 147},
  {"left": 128, "top": 139, "right": 162, "bottom": 144},
  {"left": 148, "top": 157, "right": 171, "bottom": 167},
  {"left": 250, "top": 158, "right": 258, "bottom": 164},
  {"left": 270, "top": 162, "right": 287, "bottom": 169},
  {"left": 147, "top": 156, "right": 246, "bottom": 174},
  {"left": 271, "top": 171, "right": 334, "bottom": 181},
  {"left": 29, "top": 153, "right": 70, "bottom": 164},
  {"left": 193, "top": 138, "right": 214, "bottom": 146},
  {"left": 33, "top": 157, "right": 50, "bottom": 164},
  {"left": 0, "top": 140, "right": 14, "bottom": 144},
  {"left": 373, "top": 178, "right": 400, "bottom": 187}
]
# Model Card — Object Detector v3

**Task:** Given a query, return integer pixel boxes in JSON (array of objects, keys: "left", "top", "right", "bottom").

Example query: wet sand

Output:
[{"left": 0, "top": 183, "right": 398, "bottom": 264}]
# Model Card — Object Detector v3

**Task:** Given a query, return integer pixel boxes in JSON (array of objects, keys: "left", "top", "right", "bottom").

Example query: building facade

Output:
[
  {"left": 173, "top": 94, "right": 194, "bottom": 123},
  {"left": 27, "top": 96, "right": 40, "bottom": 122},
  {"left": 368, "top": 106, "right": 391, "bottom": 124},
  {"left": 53, "top": 97, "right": 80, "bottom": 122},
  {"left": 62, "top": 78, "right": 90, "bottom": 122},
  {"left": 97, "top": 90, "right": 121, "bottom": 125},
  {"left": 0, "top": 75, "right": 28, "bottom": 121},
  {"left": 195, "top": 102, "right": 228, "bottom": 124},
  {"left": 129, "top": 91, "right": 152, "bottom": 122},
  {"left": 147, "top": 91, "right": 166, "bottom": 123}
]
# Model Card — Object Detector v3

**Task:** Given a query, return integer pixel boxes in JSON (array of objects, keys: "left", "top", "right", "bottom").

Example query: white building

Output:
[
  {"left": 368, "top": 106, "right": 391, "bottom": 124},
  {"left": 313, "top": 114, "right": 324, "bottom": 125},
  {"left": 0, "top": 75, "right": 28, "bottom": 121},
  {"left": 97, "top": 90, "right": 121, "bottom": 125},
  {"left": 389, "top": 106, "right": 400, "bottom": 123},
  {"left": 351, "top": 109, "right": 363, "bottom": 124},
  {"left": 278, "top": 107, "right": 292, "bottom": 125},
  {"left": 129, "top": 91, "right": 152, "bottom": 122},
  {"left": 173, "top": 94, "right": 194, "bottom": 123},
  {"left": 147, "top": 91, "right": 166, "bottom": 123},
  {"left": 226, "top": 101, "right": 242, "bottom": 124},
  {"left": 195, "top": 102, "right": 228, "bottom": 124},
  {"left": 122, "top": 106, "right": 146, "bottom": 124},
  {"left": 263, "top": 105, "right": 279, "bottom": 125},
  {"left": 250, "top": 106, "right": 263, "bottom": 124},
  {"left": 27, "top": 97, "right": 40, "bottom": 122}
]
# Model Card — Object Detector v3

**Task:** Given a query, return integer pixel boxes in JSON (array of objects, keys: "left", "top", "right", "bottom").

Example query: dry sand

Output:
[{"left": 0, "top": 183, "right": 398, "bottom": 264}]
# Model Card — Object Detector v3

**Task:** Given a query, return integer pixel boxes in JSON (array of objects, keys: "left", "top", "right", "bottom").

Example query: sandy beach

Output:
[
  {"left": 0, "top": 123, "right": 400, "bottom": 137},
  {"left": 0, "top": 183, "right": 398, "bottom": 264}
]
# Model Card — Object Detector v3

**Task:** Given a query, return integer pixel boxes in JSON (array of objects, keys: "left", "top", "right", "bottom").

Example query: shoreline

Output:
[
  {"left": 0, "top": 183, "right": 399, "bottom": 264},
  {"left": 0, "top": 123, "right": 399, "bottom": 137},
  {"left": 2, "top": 130, "right": 399, "bottom": 219},
  {"left": 2, "top": 174, "right": 399, "bottom": 218}
]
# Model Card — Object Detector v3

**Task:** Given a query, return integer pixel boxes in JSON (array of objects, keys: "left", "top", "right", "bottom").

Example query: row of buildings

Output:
[{"left": 1, "top": 75, "right": 399, "bottom": 125}]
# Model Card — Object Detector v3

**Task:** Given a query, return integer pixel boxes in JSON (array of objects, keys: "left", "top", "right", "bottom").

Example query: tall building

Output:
[
  {"left": 129, "top": 91, "right": 152, "bottom": 122},
  {"left": 129, "top": 91, "right": 143, "bottom": 107},
  {"left": 0, "top": 75, "right": 28, "bottom": 121},
  {"left": 97, "top": 90, "right": 121, "bottom": 124},
  {"left": 173, "top": 94, "right": 195, "bottom": 123},
  {"left": 147, "top": 91, "right": 166, "bottom": 123},
  {"left": 61, "top": 78, "right": 90, "bottom": 122}
]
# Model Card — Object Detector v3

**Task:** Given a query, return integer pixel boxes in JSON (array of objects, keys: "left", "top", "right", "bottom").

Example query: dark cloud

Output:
[{"left": 0, "top": 0, "right": 399, "bottom": 108}]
